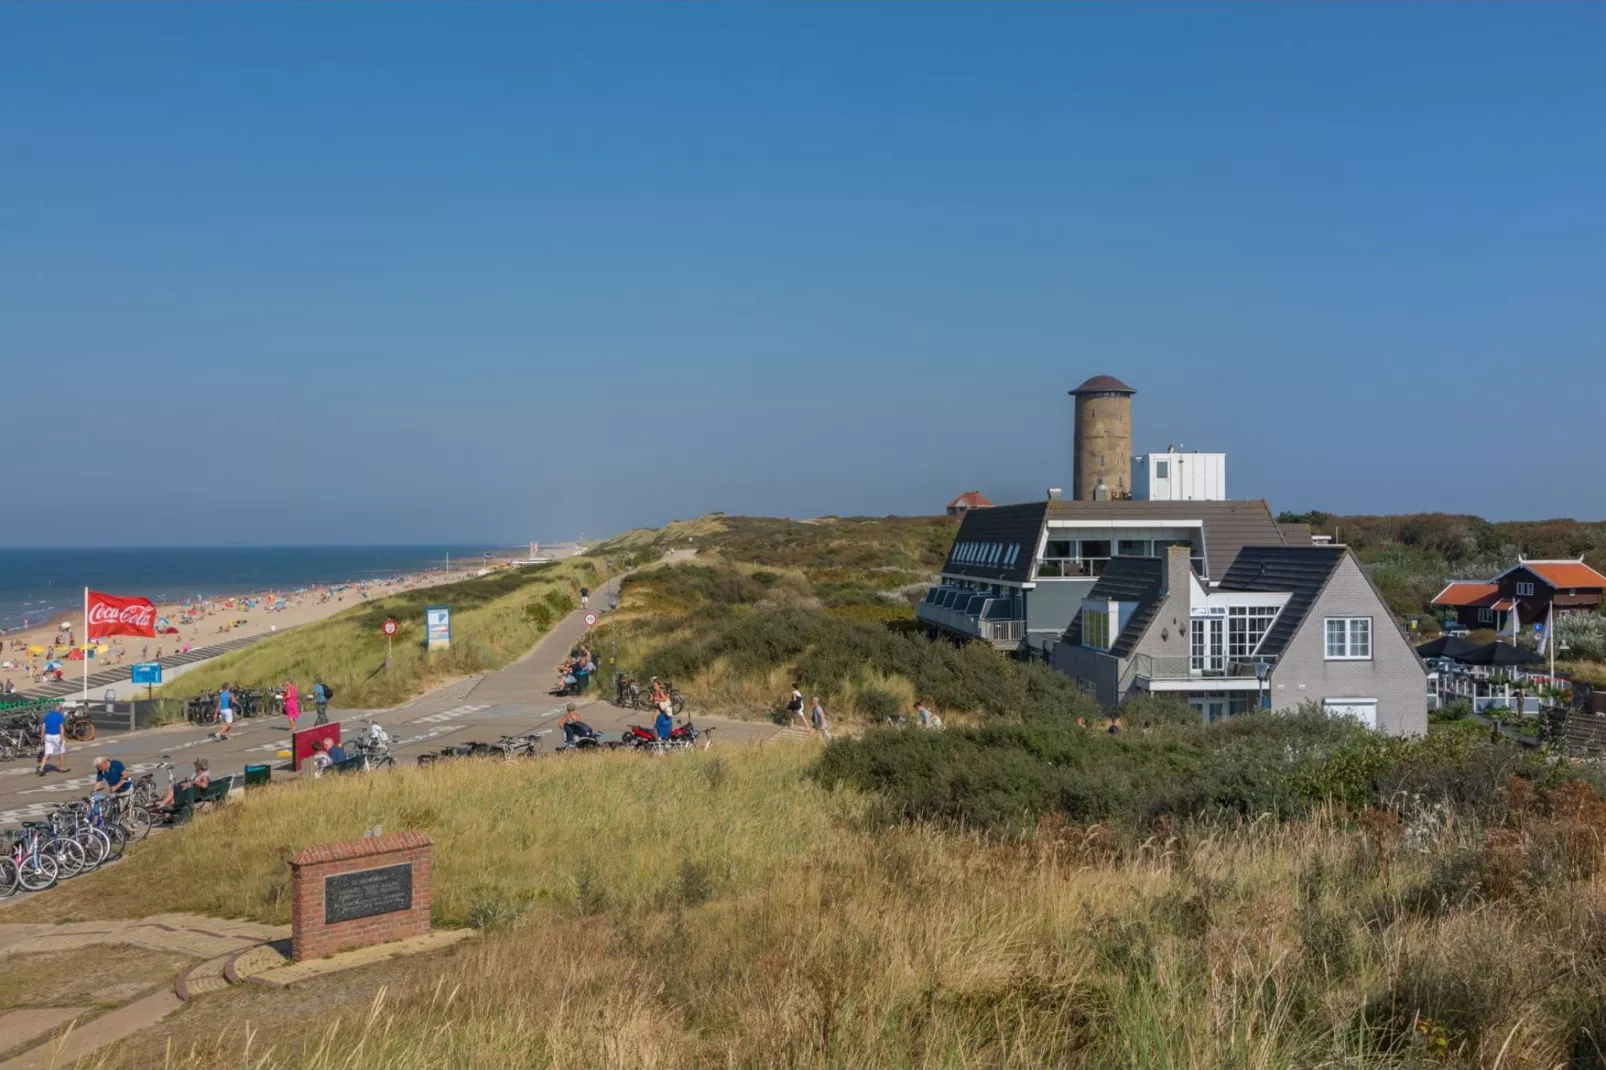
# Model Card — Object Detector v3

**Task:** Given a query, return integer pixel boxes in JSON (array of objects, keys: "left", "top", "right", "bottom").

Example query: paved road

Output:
[{"left": 0, "top": 576, "right": 779, "bottom": 827}]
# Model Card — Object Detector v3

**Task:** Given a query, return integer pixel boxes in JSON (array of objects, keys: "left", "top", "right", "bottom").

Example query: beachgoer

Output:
[
  {"left": 581, "top": 586, "right": 590, "bottom": 610},
  {"left": 915, "top": 702, "right": 932, "bottom": 728},
  {"left": 309, "top": 740, "right": 332, "bottom": 778},
  {"left": 159, "top": 758, "right": 209, "bottom": 809},
  {"left": 313, "top": 677, "right": 330, "bottom": 725},
  {"left": 327, "top": 738, "right": 348, "bottom": 764},
  {"left": 38, "top": 706, "right": 67, "bottom": 776},
  {"left": 216, "top": 683, "right": 235, "bottom": 740},
  {"left": 1107, "top": 716, "right": 1121, "bottom": 735},
  {"left": 283, "top": 679, "right": 300, "bottom": 730},
  {"left": 91, "top": 756, "right": 130, "bottom": 796},
  {"left": 655, "top": 703, "right": 673, "bottom": 742},
  {"left": 810, "top": 695, "right": 831, "bottom": 741},
  {"left": 786, "top": 684, "right": 805, "bottom": 727}
]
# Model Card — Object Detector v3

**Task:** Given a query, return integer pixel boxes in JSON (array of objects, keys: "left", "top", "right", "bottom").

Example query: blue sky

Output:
[{"left": 3, "top": 5, "right": 1602, "bottom": 546}]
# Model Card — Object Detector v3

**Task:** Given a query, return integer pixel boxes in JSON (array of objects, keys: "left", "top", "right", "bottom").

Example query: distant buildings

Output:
[
  {"left": 945, "top": 491, "right": 994, "bottom": 519},
  {"left": 1432, "top": 558, "right": 1606, "bottom": 634},
  {"left": 918, "top": 373, "right": 1428, "bottom": 735}
]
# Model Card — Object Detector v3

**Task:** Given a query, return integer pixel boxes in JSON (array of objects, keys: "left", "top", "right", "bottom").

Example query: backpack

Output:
[{"left": 322, "top": 683, "right": 335, "bottom": 702}]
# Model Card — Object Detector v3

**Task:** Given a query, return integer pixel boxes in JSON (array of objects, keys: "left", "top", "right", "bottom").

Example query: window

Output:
[
  {"left": 1005, "top": 544, "right": 1019, "bottom": 566},
  {"left": 1515, "top": 582, "right": 1535, "bottom": 597},
  {"left": 1477, "top": 608, "right": 1493, "bottom": 624},
  {"left": 1190, "top": 619, "right": 1205, "bottom": 672},
  {"left": 1228, "top": 605, "right": 1279, "bottom": 659},
  {"left": 1118, "top": 539, "right": 1150, "bottom": 557},
  {"left": 1083, "top": 609, "right": 1110, "bottom": 650},
  {"left": 1325, "top": 617, "right": 1372, "bottom": 660},
  {"left": 1155, "top": 460, "right": 1169, "bottom": 479},
  {"left": 1045, "top": 539, "right": 1073, "bottom": 560}
]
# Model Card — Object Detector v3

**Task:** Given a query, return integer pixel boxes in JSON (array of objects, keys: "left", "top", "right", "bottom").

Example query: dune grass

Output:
[
  {"left": 44, "top": 742, "right": 1606, "bottom": 1069},
  {"left": 154, "top": 557, "right": 608, "bottom": 710}
]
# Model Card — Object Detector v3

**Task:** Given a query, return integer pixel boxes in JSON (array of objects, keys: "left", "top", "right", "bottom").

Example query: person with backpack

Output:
[
  {"left": 314, "top": 677, "right": 334, "bottom": 725},
  {"left": 580, "top": 586, "right": 590, "bottom": 610}
]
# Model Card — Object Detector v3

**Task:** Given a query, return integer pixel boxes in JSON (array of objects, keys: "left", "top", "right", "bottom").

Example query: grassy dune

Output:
[
  {"left": 156, "top": 557, "right": 607, "bottom": 710},
  {"left": 35, "top": 742, "right": 1606, "bottom": 1069}
]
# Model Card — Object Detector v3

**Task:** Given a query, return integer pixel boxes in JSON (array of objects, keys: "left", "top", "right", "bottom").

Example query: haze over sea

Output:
[{"left": 0, "top": 546, "right": 507, "bottom": 632}]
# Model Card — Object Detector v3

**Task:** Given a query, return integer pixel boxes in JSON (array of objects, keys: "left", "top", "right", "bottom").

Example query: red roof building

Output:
[
  {"left": 945, "top": 491, "right": 994, "bottom": 519},
  {"left": 1432, "top": 558, "right": 1606, "bottom": 633}
]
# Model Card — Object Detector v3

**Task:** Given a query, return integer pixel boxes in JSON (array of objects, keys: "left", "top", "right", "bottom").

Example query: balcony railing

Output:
[
  {"left": 916, "top": 601, "right": 1024, "bottom": 645},
  {"left": 980, "top": 619, "right": 1024, "bottom": 642},
  {"left": 1132, "top": 654, "right": 1274, "bottom": 681}
]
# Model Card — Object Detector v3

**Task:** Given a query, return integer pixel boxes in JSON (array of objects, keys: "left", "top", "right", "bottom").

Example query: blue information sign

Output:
[
  {"left": 426, "top": 605, "right": 451, "bottom": 650},
  {"left": 130, "top": 663, "right": 163, "bottom": 685}
]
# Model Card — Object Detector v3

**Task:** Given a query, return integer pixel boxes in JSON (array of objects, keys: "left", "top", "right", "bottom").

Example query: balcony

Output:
[
  {"left": 1132, "top": 653, "right": 1275, "bottom": 689},
  {"left": 916, "top": 589, "right": 1025, "bottom": 649}
]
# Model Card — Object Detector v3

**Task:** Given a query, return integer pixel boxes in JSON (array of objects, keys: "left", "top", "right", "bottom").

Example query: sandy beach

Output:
[{"left": 0, "top": 566, "right": 484, "bottom": 688}]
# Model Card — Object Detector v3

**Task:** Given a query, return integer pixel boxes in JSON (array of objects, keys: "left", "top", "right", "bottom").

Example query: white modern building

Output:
[{"left": 1131, "top": 451, "right": 1227, "bottom": 502}]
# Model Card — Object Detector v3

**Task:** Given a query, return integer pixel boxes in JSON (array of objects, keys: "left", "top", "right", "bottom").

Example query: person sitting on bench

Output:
[{"left": 159, "top": 758, "right": 210, "bottom": 810}]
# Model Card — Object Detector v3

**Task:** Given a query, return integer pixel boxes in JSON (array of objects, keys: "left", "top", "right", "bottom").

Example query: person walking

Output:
[
  {"left": 38, "top": 705, "right": 68, "bottom": 776},
  {"left": 313, "top": 677, "right": 332, "bottom": 725},
  {"left": 215, "top": 682, "right": 236, "bottom": 740},
  {"left": 810, "top": 695, "right": 831, "bottom": 741},
  {"left": 786, "top": 683, "right": 805, "bottom": 728},
  {"left": 283, "top": 679, "right": 300, "bottom": 731}
]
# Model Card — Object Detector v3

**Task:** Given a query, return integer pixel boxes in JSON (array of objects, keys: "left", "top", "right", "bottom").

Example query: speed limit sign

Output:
[
  {"left": 381, "top": 618, "right": 399, "bottom": 636},
  {"left": 583, "top": 612, "right": 597, "bottom": 628}
]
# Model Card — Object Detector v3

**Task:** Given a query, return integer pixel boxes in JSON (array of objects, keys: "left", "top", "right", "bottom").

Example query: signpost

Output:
[
  {"left": 381, "top": 618, "right": 399, "bottom": 668},
  {"left": 583, "top": 612, "right": 597, "bottom": 629},
  {"left": 130, "top": 662, "right": 162, "bottom": 701},
  {"left": 426, "top": 606, "right": 451, "bottom": 651}
]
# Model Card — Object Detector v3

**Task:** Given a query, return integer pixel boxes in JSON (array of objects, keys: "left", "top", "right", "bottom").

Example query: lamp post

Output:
[
  {"left": 609, "top": 592, "right": 620, "bottom": 687},
  {"left": 1253, "top": 659, "right": 1271, "bottom": 712}
]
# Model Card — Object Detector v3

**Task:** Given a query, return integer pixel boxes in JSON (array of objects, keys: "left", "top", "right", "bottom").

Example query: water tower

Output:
[{"left": 1069, "top": 375, "right": 1135, "bottom": 501}]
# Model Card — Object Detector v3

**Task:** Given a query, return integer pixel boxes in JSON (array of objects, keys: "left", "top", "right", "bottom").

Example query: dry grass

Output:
[{"left": 36, "top": 747, "right": 1606, "bottom": 1068}]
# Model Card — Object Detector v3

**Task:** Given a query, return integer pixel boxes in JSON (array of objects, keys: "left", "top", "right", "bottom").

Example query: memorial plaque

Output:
[{"left": 324, "top": 862, "right": 414, "bottom": 925}]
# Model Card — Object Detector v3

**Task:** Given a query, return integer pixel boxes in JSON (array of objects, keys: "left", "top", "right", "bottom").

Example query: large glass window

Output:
[
  {"left": 1083, "top": 609, "right": 1110, "bottom": 650},
  {"left": 1228, "top": 605, "right": 1279, "bottom": 659},
  {"left": 1325, "top": 617, "right": 1372, "bottom": 660},
  {"left": 1046, "top": 539, "right": 1073, "bottom": 559}
]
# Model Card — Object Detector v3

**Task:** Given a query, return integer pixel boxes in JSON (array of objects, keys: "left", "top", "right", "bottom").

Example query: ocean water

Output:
[{"left": 0, "top": 546, "right": 508, "bottom": 631}]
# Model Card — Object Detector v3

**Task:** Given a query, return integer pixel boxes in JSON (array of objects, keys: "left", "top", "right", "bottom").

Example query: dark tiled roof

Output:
[
  {"left": 1215, "top": 546, "right": 1346, "bottom": 659},
  {"left": 1043, "top": 498, "right": 1288, "bottom": 580},
  {"left": 1069, "top": 375, "right": 1136, "bottom": 395},
  {"left": 943, "top": 501, "right": 1048, "bottom": 583},
  {"left": 1062, "top": 556, "right": 1168, "bottom": 658}
]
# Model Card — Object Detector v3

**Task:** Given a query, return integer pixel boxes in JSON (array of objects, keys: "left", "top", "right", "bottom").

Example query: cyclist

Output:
[
  {"left": 557, "top": 702, "right": 592, "bottom": 746},
  {"left": 91, "top": 756, "right": 131, "bottom": 797},
  {"left": 580, "top": 586, "right": 590, "bottom": 610},
  {"left": 37, "top": 705, "right": 68, "bottom": 776}
]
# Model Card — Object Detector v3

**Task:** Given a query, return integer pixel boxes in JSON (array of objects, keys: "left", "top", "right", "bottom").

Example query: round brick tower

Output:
[{"left": 1069, "top": 375, "right": 1136, "bottom": 501}]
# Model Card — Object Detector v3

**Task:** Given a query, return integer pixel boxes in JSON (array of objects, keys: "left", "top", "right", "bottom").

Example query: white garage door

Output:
[{"left": 1323, "top": 698, "right": 1378, "bottom": 729}]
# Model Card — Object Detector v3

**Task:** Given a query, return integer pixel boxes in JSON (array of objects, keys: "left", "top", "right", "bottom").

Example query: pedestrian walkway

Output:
[
  {"left": 16, "top": 630, "right": 301, "bottom": 700},
  {"left": 464, "top": 577, "right": 622, "bottom": 707}
]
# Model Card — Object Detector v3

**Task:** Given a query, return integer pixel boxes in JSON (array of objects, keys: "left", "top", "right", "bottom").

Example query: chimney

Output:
[
  {"left": 1093, "top": 479, "right": 1111, "bottom": 502},
  {"left": 1166, "top": 542, "right": 1194, "bottom": 597},
  {"left": 1046, "top": 487, "right": 1062, "bottom": 501}
]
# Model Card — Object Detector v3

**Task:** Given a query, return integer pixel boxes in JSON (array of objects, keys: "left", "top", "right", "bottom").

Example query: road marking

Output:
[
  {"left": 409, "top": 704, "right": 489, "bottom": 725},
  {"left": 15, "top": 762, "right": 160, "bottom": 797}
]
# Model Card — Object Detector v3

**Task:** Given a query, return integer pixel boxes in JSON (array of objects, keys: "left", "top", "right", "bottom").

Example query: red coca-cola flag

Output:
[{"left": 86, "top": 591, "right": 158, "bottom": 639}]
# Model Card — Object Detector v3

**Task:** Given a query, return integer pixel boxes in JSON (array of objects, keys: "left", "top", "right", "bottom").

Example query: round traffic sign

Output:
[
  {"left": 381, "top": 618, "right": 399, "bottom": 636},
  {"left": 583, "top": 612, "right": 597, "bottom": 628}
]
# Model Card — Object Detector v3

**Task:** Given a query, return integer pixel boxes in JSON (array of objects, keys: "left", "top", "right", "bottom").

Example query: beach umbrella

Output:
[
  {"left": 1415, "top": 635, "right": 1479, "bottom": 661},
  {"left": 1457, "top": 641, "right": 1544, "bottom": 667}
]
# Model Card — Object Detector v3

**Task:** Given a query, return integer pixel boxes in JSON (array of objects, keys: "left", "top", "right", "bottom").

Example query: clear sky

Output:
[{"left": 3, "top": 5, "right": 1603, "bottom": 546}]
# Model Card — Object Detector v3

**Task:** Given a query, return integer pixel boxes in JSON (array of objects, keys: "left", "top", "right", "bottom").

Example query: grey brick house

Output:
[{"left": 1052, "top": 544, "right": 1428, "bottom": 735}]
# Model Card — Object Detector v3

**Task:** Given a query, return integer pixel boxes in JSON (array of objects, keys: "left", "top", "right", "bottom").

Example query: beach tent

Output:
[{"left": 1415, "top": 635, "right": 1479, "bottom": 660}]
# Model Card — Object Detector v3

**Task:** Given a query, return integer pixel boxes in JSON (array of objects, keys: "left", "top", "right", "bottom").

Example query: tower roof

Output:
[{"left": 1069, "top": 374, "right": 1136, "bottom": 396}]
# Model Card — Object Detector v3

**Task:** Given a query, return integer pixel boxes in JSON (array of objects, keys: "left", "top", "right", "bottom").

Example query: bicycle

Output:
[
  {"left": 7, "top": 825, "right": 60, "bottom": 893},
  {"left": 65, "top": 707, "right": 96, "bottom": 743}
]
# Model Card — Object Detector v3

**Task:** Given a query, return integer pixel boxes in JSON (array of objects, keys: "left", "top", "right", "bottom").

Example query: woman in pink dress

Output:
[{"left": 283, "top": 679, "right": 300, "bottom": 730}]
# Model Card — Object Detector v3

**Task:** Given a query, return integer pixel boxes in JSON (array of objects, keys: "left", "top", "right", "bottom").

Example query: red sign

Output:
[
  {"left": 86, "top": 591, "right": 157, "bottom": 640},
  {"left": 381, "top": 618, "right": 399, "bottom": 636},
  {"left": 583, "top": 612, "right": 597, "bottom": 628}
]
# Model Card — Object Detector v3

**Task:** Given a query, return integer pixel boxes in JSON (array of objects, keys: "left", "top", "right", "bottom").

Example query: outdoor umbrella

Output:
[
  {"left": 1456, "top": 641, "right": 1544, "bottom": 667},
  {"left": 1415, "top": 635, "right": 1480, "bottom": 660}
]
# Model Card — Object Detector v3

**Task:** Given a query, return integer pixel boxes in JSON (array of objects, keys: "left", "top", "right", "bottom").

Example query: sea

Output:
[{"left": 0, "top": 546, "right": 510, "bottom": 632}]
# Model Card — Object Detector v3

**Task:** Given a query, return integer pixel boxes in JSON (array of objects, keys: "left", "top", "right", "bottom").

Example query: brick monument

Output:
[{"left": 289, "top": 830, "right": 433, "bottom": 961}]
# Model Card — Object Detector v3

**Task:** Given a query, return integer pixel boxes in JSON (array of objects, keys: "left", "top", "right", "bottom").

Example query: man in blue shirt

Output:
[
  {"left": 37, "top": 707, "right": 68, "bottom": 776},
  {"left": 92, "top": 756, "right": 131, "bottom": 796}
]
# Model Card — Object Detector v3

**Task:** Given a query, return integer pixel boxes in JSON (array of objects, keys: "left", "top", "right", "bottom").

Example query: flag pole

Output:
[{"left": 82, "top": 586, "right": 89, "bottom": 707}]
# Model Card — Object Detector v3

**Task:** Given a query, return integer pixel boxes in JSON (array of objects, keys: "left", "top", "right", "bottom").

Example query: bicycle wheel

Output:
[
  {"left": 103, "top": 822, "right": 128, "bottom": 861},
  {"left": 122, "top": 805, "right": 154, "bottom": 841},
  {"left": 0, "top": 857, "right": 19, "bottom": 898},
  {"left": 18, "top": 855, "right": 58, "bottom": 893},
  {"left": 76, "top": 827, "right": 110, "bottom": 869},
  {"left": 69, "top": 720, "right": 96, "bottom": 742},
  {"left": 49, "top": 837, "right": 86, "bottom": 878}
]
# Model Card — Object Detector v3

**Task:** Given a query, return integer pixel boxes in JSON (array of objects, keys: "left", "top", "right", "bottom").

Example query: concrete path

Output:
[{"left": 0, "top": 574, "right": 780, "bottom": 827}]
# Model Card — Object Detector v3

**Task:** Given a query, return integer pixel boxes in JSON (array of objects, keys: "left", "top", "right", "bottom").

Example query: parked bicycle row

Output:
[
  {"left": 0, "top": 706, "right": 95, "bottom": 763},
  {"left": 0, "top": 755, "right": 216, "bottom": 896}
]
